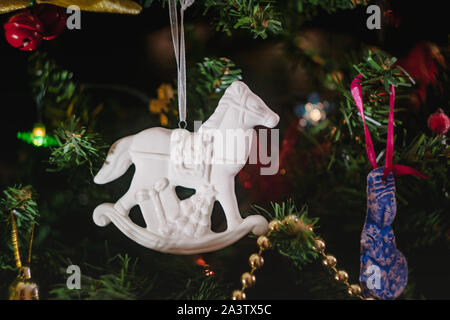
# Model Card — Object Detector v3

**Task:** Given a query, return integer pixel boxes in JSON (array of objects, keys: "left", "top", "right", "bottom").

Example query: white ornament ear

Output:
[{"left": 226, "top": 81, "right": 247, "bottom": 97}]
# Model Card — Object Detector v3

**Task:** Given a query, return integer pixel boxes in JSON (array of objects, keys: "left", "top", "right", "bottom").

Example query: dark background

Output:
[
  {"left": 0, "top": 1, "right": 448, "bottom": 163},
  {"left": 0, "top": 1, "right": 448, "bottom": 299}
]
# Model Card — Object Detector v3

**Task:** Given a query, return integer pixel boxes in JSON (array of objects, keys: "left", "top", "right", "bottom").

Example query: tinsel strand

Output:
[
  {"left": 10, "top": 211, "right": 22, "bottom": 269},
  {"left": 27, "top": 223, "right": 35, "bottom": 265}
]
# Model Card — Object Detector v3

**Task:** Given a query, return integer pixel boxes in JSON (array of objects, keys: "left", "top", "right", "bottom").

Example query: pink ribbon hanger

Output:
[{"left": 350, "top": 74, "right": 427, "bottom": 179}]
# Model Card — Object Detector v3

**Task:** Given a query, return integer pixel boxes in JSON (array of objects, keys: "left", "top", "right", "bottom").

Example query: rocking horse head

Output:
[{"left": 201, "top": 81, "right": 280, "bottom": 130}]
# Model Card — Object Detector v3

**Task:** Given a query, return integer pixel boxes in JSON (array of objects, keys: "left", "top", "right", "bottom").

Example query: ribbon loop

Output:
[
  {"left": 168, "top": 0, "right": 194, "bottom": 127},
  {"left": 350, "top": 74, "right": 427, "bottom": 179},
  {"left": 350, "top": 75, "right": 378, "bottom": 170}
]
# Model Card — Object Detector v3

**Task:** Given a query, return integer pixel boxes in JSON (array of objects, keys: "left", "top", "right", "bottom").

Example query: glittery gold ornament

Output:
[
  {"left": 10, "top": 211, "right": 23, "bottom": 269},
  {"left": 0, "top": 0, "right": 142, "bottom": 15},
  {"left": 9, "top": 267, "right": 39, "bottom": 300},
  {"left": 7, "top": 198, "right": 39, "bottom": 300},
  {"left": 249, "top": 253, "right": 264, "bottom": 269},
  {"left": 0, "top": 1, "right": 29, "bottom": 14},
  {"left": 241, "top": 272, "right": 256, "bottom": 288}
]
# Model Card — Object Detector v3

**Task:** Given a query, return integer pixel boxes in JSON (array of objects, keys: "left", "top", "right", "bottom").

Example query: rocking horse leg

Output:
[
  {"left": 114, "top": 189, "right": 136, "bottom": 216},
  {"left": 216, "top": 178, "right": 244, "bottom": 230}
]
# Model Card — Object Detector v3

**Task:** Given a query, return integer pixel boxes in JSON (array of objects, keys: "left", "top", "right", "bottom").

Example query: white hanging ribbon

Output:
[{"left": 168, "top": 0, "right": 194, "bottom": 128}]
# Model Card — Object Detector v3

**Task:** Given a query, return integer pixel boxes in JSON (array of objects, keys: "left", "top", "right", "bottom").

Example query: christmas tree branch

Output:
[
  {"left": 0, "top": 186, "right": 39, "bottom": 232},
  {"left": 188, "top": 57, "right": 243, "bottom": 122},
  {"left": 48, "top": 117, "right": 107, "bottom": 176},
  {"left": 252, "top": 200, "right": 319, "bottom": 269},
  {"left": 0, "top": 186, "right": 39, "bottom": 271},
  {"left": 204, "top": 0, "right": 282, "bottom": 39}
]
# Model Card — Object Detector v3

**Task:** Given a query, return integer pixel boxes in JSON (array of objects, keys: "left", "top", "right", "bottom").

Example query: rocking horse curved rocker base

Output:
[{"left": 93, "top": 81, "right": 280, "bottom": 254}]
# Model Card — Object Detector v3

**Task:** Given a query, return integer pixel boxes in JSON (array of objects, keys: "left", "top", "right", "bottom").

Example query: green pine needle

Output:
[
  {"left": 204, "top": 0, "right": 282, "bottom": 39},
  {"left": 48, "top": 117, "right": 107, "bottom": 175},
  {"left": 196, "top": 57, "right": 243, "bottom": 96},
  {"left": 0, "top": 185, "right": 39, "bottom": 232}
]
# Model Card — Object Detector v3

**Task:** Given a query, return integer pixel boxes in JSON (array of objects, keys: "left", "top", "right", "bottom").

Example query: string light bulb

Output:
[
  {"left": 31, "top": 123, "right": 46, "bottom": 146},
  {"left": 294, "top": 93, "right": 331, "bottom": 127},
  {"left": 17, "top": 123, "right": 57, "bottom": 147}
]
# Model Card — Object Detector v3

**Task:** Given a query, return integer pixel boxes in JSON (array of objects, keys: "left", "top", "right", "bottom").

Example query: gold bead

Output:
[
  {"left": 322, "top": 255, "right": 337, "bottom": 267},
  {"left": 249, "top": 253, "right": 264, "bottom": 269},
  {"left": 334, "top": 270, "right": 349, "bottom": 282},
  {"left": 285, "top": 215, "right": 302, "bottom": 234},
  {"left": 268, "top": 220, "right": 281, "bottom": 232},
  {"left": 232, "top": 290, "right": 246, "bottom": 300},
  {"left": 241, "top": 272, "right": 256, "bottom": 288},
  {"left": 257, "top": 235, "right": 271, "bottom": 250},
  {"left": 293, "top": 220, "right": 313, "bottom": 233},
  {"left": 348, "top": 284, "right": 362, "bottom": 296},
  {"left": 285, "top": 215, "right": 299, "bottom": 224},
  {"left": 313, "top": 239, "right": 325, "bottom": 252}
]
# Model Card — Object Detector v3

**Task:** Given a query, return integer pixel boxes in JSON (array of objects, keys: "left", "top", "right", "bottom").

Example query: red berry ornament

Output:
[
  {"left": 427, "top": 108, "right": 450, "bottom": 135},
  {"left": 34, "top": 4, "right": 67, "bottom": 40},
  {"left": 4, "top": 11, "right": 44, "bottom": 51}
]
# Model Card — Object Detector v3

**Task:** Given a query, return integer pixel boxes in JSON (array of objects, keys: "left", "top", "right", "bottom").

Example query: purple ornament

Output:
[{"left": 359, "top": 167, "right": 408, "bottom": 300}]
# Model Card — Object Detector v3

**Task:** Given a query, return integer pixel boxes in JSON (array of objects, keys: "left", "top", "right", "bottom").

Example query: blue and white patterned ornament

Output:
[{"left": 359, "top": 167, "right": 408, "bottom": 300}]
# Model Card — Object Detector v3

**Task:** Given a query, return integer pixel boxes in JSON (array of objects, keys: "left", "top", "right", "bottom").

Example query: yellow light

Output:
[
  {"left": 310, "top": 109, "right": 321, "bottom": 122},
  {"left": 32, "top": 125, "right": 46, "bottom": 138},
  {"left": 32, "top": 136, "right": 45, "bottom": 147}
]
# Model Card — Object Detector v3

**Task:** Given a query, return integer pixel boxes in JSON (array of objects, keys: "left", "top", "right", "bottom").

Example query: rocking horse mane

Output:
[{"left": 200, "top": 81, "right": 248, "bottom": 130}]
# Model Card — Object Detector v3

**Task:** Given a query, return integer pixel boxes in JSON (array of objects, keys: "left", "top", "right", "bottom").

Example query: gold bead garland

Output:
[
  {"left": 312, "top": 237, "right": 374, "bottom": 300},
  {"left": 232, "top": 214, "right": 302, "bottom": 300},
  {"left": 232, "top": 215, "right": 377, "bottom": 300},
  {"left": 232, "top": 232, "right": 273, "bottom": 300}
]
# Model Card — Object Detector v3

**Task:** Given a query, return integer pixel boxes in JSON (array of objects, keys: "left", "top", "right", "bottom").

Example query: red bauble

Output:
[
  {"left": 427, "top": 108, "right": 450, "bottom": 135},
  {"left": 34, "top": 4, "right": 67, "bottom": 40},
  {"left": 4, "top": 11, "right": 44, "bottom": 51}
]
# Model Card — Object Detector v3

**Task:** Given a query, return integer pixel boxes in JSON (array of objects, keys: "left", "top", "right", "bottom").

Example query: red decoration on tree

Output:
[
  {"left": 3, "top": 5, "right": 67, "bottom": 51},
  {"left": 34, "top": 4, "right": 67, "bottom": 40},
  {"left": 427, "top": 108, "right": 450, "bottom": 136},
  {"left": 397, "top": 42, "right": 444, "bottom": 110},
  {"left": 237, "top": 122, "right": 301, "bottom": 203},
  {"left": 4, "top": 11, "right": 44, "bottom": 51}
]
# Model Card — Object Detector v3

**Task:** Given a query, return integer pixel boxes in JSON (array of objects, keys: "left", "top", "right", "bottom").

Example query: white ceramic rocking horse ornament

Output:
[{"left": 93, "top": 81, "right": 280, "bottom": 254}]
